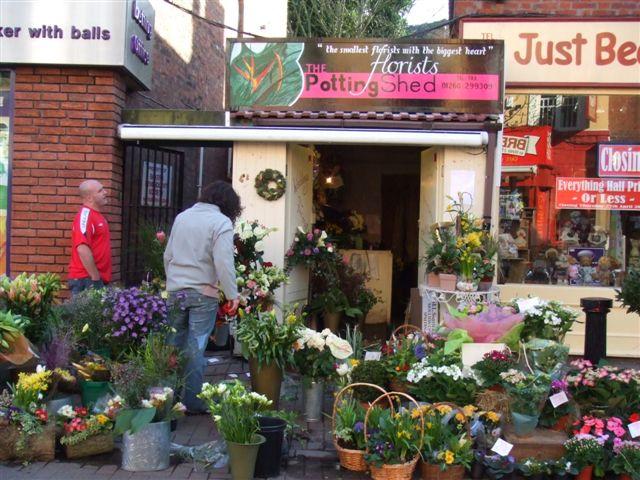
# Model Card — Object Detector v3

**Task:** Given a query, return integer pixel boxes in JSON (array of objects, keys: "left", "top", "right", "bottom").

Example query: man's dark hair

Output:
[{"left": 198, "top": 181, "right": 242, "bottom": 223}]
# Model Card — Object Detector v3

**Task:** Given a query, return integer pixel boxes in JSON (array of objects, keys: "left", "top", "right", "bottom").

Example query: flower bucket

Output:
[
  {"left": 64, "top": 432, "right": 114, "bottom": 459},
  {"left": 324, "top": 311, "right": 341, "bottom": 333},
  {"left": 255, "top": 417, "right": 287, "bottom": 478},
  {"left": 214, "top": 322, "right": 230, "bottom": 347},
  {"left": 227, "top": 434, "right": 266, "bottom": 480},
  {"left": 511, "top": 411, "right": 540, "bottom": 437},
  {"left": 249, "top": 358, "right": 283, "bottom": 409},
  {"left": 122, "top": 420, "right": 171, "bottom": 471},
  {"left": 420, "top": 461, "right": 465, "bottom": 480},
  {"left": 303, "top": 380, "right": 324, "bottom": 422},
  {"left": 80, "top": 380, "right": 112, "bottom": 408},
  {"left": 575, "top": 466, "right": 594, "bottom": 480},
  {"left": 0, "top": 422, "right": 56, "bottom": 462},
  {"left": 438, "top": 273, "right": 457, "bottom": 291}
]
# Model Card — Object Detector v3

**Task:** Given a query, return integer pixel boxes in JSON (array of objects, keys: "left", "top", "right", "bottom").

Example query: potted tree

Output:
[
  {"left": 235, "top": 308, "right": 302, "bottom": 408},
  {"left": 293, "top": 327, "right": 353, "bottom": 421},
  {"left": 198, "top": 380, "right": 271, "bottom": 480}
]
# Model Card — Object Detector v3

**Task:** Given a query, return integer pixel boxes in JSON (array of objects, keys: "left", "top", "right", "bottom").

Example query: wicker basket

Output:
[
  {"left": 0, "top": 422, "right": 56, "bottom": 462},
  {"left": 364, "top": 391, "right": 424, "bottom": 480},
  {"left": 332, "top": 383, "right": 390, "bottom": 472},
  {"left": 390, "top": 324, "right": 427, "bottom": 342},
  {"left": 419, "top": 462, "right": 465, "bottom": 480},
  {"left": 370, "top": 457, "right": 420, "bottom": 480},
  {"left": 64, "top": 432, "right": 114, "bottom": 459}
]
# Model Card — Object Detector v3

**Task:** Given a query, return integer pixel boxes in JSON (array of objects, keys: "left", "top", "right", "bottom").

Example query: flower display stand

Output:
[
  {"left": 418, "top": 284, "right": 501, "bottom": 333},
  {"left": 502, "top": 425, "right": 567, "bottom": 461}
]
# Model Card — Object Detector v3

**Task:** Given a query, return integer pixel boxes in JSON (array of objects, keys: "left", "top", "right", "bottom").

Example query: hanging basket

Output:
[
  {"left": 364, "top": 391, "right": 425, "bottom": 480},
  {"left": 332, "top": 382, "right": 390, "bottom": 472}
]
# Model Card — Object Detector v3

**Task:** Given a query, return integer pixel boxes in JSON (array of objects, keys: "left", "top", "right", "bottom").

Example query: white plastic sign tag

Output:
[
  {"left": 228, "top": 373, "right": 238, "bottom": 378},
  {"left": 491, "top": 438, "right": 514, "bottom": 456},
  {"left": 549, "top": 391, "right": 569, "bottom": 408},
  {"left": 629, "top": 421, "right": 640, "bottom": 438},
  {"left": 364, "top": 351, "right": 382, "bottom": 361}
]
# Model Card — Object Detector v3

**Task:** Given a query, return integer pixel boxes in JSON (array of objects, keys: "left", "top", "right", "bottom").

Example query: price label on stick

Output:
[
  {"left": 549, "top": 391, "right": 569, "bottom": 408},
  {"left": 629, "top": 421, "right": 640, "bottom": 438},
  {"left": 491, "top": 438, "right": 514, "bottom": 456},
  {"left": 364, "top": 351, "right": 382, "bottom": 361}
]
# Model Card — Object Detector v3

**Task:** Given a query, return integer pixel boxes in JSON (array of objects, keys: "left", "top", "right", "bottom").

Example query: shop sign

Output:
[
  {"left": 502, "top": 126, "right": 551, "bottom": 167},
  {"left": 0, "top": 0, "right": 154, "bottom": 89},
  {"left": 598, "top": 144, "right": 640, "bottom": 178},
  {"left": 226, "top": 39, "right": 504, "bottom": 114},
  {"left": 556, "top": 177, "right": 640, "bottom": 211},
  {"left": 461, "top": 19, "right": 640, "bottom": 89},
  {"left": 140, "top": 160, "right": 173, "bottom": 207}
]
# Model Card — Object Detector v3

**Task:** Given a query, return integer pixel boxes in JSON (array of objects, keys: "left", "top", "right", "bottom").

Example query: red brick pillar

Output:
[{"left": 11, "top": 66, "right": 126, "bottom": 284}]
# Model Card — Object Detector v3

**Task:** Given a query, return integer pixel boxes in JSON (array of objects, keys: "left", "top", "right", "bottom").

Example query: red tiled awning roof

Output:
[{"left": 231, "top": 110, "right": 498, "bottom": 123}]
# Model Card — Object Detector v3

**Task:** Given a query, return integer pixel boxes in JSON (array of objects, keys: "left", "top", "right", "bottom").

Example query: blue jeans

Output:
[
  {"left": 68, "top": 277, "right": 104, "bottom": 297},
  {"left": 167, "top": 289, "right": 218, "bottom": 412}
]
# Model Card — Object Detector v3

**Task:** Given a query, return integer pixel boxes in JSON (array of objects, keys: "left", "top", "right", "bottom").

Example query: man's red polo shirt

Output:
[{"left": 68, "top": 206, "right": 112, "bottom": 283}]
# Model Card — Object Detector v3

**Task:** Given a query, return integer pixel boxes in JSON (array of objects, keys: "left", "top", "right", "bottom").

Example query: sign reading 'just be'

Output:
[{"left": 461, "top": 19, "right": 640, "bottom": 89}]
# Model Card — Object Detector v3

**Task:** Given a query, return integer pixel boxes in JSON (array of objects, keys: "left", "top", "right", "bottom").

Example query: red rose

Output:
[
  {"left": 630, "top": 413, "right": 640, "bottom": 423},
  {"left": 263, "top": 262, "right": 273, "bottom": 268},
  {"left": 156, "top": 231, "right": 166, "bottom": 244}
]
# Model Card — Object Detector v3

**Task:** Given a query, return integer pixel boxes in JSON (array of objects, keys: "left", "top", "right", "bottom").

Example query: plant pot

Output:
[
  {"left": 511, "top": 411, "right": 540, "bottom": 437},
  {"left": 80, "top": 380, "right": 112, "bottom": 408},
  {"left": 303, "top": 380, "right": 324, "bottom": 422},
  {"left": 470, "top": 460, "right": 486, "bottom": 479},
  {"left": 122, "top": 420, "right": 171, "bottom": 471},
  {"left": 427, "top": 272, "right": 440, "bottom": 287},
  {"left": 420, "top": 461, "right": 465, "bottom": 480},
  {"left": 438, "top": 273, "right": 457, "bottom": 291},
  {"left": 255, "top": 417, "right": 287, "bottom": 478},
  {"left": 64, "top": 432, "right": 114, "bottom": 459},
  {"left": 249, "top": 358, "right": 283, "bottom": 409},
  {"left": 0, "top": 422, "right": 56, "bottom": 461},
  {"left": 551, "top": 414, "right": 571, "bottom": 432},
  {"left": 479, "top": 280, "right": 494, "bottom": 291},
  {"left": 324, "top": 311, "right": 342, "bottom": 333},
  {"left": 389, "top": 377, "right": 409, "bottom": 394},
  {"left": 370, "top": 456, "right": 419, "bottom": 480},
  {"left": 576, "top": 466, "right": 594, "bottom": 480},
  {"left": 227, "top": 434, "right": 266, "bottom": 480}
]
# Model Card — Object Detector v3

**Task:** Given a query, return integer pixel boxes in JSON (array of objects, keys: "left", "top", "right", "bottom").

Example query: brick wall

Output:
[
  {"left": 452, "top": 0, "right": 640, "bottom": 18},
  {"left": 11, "top": 66, "right": 126, "bottom": 282}
]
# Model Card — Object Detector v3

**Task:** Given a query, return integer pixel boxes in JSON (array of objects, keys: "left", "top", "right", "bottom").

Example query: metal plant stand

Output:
[{"left": 418, "top": 284, "right": 501, "bottom": 333}]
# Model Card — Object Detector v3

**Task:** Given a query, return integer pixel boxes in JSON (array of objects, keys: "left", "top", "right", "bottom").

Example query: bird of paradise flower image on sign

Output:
[{"left": 228, "top": 42, "right": 304, "bottom": 108}]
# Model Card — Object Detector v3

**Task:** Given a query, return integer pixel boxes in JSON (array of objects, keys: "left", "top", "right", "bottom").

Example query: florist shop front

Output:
[{"left": 119, "top": 37, "right": 505, "bottom": 330}]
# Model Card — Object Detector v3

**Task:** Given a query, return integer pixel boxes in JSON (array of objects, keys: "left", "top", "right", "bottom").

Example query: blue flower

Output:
[
  {"left": 354, "top": 421, "right": 364, "bottom": 433},
  {"left": 414, "top": 343, "right": 426, "bottom": 360}
]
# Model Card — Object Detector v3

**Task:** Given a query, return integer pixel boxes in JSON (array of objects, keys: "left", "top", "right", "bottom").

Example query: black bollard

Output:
[{"left": 581, "top": 297, "right": 613, "bottom": 365}]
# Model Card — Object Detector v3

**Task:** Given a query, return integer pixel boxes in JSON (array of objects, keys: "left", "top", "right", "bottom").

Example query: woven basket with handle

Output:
[
  {"left": 332, "top": 382, "right": 390, "bottom": 472},
  {"left": 418, "top": 402, "right": 471, "bottom": 480},
  {"left": 365, "top": 391, "right": 425, "bottom": 480}
]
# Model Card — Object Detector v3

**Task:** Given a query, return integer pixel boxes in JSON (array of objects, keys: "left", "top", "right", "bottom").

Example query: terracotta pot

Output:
[
  {"left": 323, "top": 311, "right": 342, "bottom": 333},
  {"left": 427, "top": 272, "right": 440, "bottom": 287},
  {"left": 438, "top": 273, "right": 457, "bottom": 291},
  {"left": 576, "top": 466, "right": 594, "bottom": 480},
  {"left": 249, "top": 358, "right": 283, "bottom": 409},
  {"left": 551, "top": 414, "right": 571, "bottom": 432}
]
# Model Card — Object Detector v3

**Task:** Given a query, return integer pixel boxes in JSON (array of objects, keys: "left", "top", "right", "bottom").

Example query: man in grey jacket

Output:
[{"left": 164, "top": 181, "right": 241, "bottom": 413}]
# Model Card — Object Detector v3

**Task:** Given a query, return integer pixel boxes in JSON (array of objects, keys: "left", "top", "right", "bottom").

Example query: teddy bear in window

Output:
[{"left": 587, "top": 226, "right": 608, "bottom": 248}]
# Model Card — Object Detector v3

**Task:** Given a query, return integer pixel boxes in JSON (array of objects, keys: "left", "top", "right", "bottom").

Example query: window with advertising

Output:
[{"left": 498, "top": 94, "right": 640, "bottom": 288}]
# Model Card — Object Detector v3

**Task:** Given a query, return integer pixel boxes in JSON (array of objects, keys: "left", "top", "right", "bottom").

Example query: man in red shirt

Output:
[{"left": 68, "top": 180, "right": 112, "bottom": 296}]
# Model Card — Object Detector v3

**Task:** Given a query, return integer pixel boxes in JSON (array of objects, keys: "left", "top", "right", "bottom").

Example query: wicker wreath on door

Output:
[{"left": 255, "top": 168, "right": 286, "bottom": 201}]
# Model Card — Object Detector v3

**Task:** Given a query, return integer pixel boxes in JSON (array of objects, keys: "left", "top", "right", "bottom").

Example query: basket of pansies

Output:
[
  {"left": 418, "top": 402, "right": 475, "bottom": 480},
  {"left": 364, "top": 391, "right": 424, "bottom": 480},
  {"left": 57, "top": 404, "right": 115, "bottom": 458},
  {"left": 332, "top": 382, "right": 389, "bottom": 472},
  {"left": 383, "top": 325, "right": 431, "bottom": 394},
  {"left": 0, "top": 368, "right": 55, "bottom": 461}
]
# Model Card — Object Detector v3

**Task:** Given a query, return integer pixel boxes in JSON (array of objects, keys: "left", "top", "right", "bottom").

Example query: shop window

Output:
[{"left": 498, "top": 94, "right": 640, "bottom": 289}]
